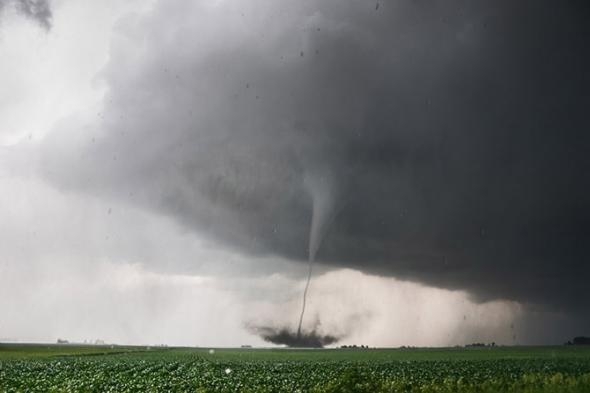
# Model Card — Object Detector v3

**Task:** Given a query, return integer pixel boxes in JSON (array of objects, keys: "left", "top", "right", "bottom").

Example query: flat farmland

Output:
[{"left": 1, "top": 344, "right": 590, "bottom": 392}]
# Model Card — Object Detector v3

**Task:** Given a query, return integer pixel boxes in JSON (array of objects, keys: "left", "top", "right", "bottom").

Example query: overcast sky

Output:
[{"left": 1, "top": 0, "right": 589, "bottom": 347}]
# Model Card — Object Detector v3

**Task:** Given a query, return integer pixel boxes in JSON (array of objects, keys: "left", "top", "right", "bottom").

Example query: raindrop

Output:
[{"left": 375, "top": 2, "right": 379, "bottom": 10}]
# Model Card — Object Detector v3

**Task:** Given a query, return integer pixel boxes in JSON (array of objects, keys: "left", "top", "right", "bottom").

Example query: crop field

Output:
[{"left": 1, "top": 344, "right": 590, "bottom": 392}]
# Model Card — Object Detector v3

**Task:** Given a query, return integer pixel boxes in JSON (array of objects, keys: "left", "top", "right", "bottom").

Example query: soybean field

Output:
[{"left": 1, "top": 344, "right": 590, "bottom": 392}]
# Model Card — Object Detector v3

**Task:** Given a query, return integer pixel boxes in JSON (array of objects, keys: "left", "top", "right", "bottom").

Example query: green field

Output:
[{"left": 1, "top": 344, "right": 590, "bottom": 392}]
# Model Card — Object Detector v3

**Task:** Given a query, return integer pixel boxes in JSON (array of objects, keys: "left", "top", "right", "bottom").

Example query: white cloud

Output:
[
  {"left": 0, "top": 0, "right": 154, "bottom": 145},
  {"left": 242, "top": 269, "right": 524, "bottom": 347},
  {"left": 0, "top": 258, "right": 262, "bottom": 346}
]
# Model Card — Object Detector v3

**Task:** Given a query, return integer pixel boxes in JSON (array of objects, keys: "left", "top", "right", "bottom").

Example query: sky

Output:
[{"left": 1, "top": 0, "right": 589, "bottom": 347}]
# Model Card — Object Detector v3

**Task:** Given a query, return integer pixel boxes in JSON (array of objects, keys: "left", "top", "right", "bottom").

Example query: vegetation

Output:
[{"left": 1, "top": 344, "right": 590, "bottom": 392}]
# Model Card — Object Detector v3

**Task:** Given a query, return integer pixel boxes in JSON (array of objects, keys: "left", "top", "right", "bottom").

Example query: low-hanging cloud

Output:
[{"left": 40, "top": 0, "right": 590, "bottom": 328}]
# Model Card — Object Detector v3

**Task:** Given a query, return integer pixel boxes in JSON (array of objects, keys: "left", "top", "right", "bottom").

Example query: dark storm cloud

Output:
[
  {"left": 0, "top": 0, "right": 51, "bottom": 29},
  {"left": 42, "top": 0, "right": 590, "bottom": 316}
]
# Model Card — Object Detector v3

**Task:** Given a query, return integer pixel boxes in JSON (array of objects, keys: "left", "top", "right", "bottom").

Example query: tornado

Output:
[
  {"left": 296, "top": 171, "right": 338, "bottom": 339},
  {"left": 248, "top": 170, "right": 345, "bottom": 347}
]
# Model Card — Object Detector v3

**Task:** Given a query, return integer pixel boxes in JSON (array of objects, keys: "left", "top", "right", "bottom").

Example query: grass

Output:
[
  {"left": 1, "top": 344, "right": 590, "bottom": 392},
  {"left": 0, "top": 343, "right": 146, "bottom": 360}
]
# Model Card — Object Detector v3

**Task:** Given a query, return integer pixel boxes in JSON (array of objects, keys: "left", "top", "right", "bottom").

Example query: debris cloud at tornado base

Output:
[{"left": 250, "top": 326, "right": 341, "bottom": 348}]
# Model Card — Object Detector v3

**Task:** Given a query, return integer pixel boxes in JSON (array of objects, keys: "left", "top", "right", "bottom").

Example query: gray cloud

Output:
[
  {"left": 41, "top": 0, "right": 590, "bottom": 329},
  {"left": 0, "top": 0, "right": 52, "bottom": 29}
]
